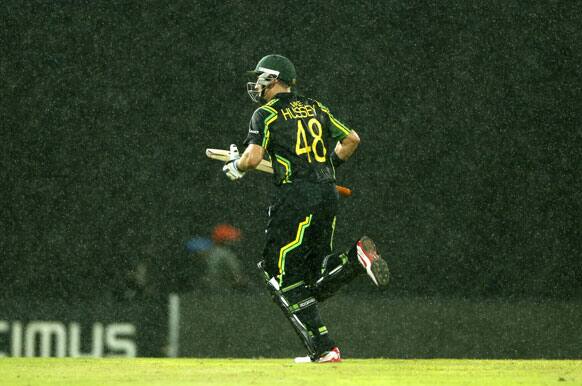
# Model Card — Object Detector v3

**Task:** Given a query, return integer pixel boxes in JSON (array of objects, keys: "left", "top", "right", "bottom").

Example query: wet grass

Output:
[{"left": 0, "top": 358, "right": 580, "bottom": 385}]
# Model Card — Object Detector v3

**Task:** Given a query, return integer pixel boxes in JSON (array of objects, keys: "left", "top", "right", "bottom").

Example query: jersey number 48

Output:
[{"left": 295, "top": 118, "right": 327, "bottom": 163}]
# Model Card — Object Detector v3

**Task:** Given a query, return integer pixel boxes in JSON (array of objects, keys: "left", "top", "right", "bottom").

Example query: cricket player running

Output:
[{"left": 222, "top": 54, "right": 389, "bottom": 363}]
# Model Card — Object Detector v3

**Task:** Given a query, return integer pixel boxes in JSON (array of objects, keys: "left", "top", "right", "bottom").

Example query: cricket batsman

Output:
[{"left": 222, "top": 54, "right": 389, "bottom": 363}]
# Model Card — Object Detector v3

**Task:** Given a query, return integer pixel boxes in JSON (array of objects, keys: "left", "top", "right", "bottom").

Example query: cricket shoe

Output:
[
  {"left": 356, "top": 236, "right": 390, "bottom": 287},
  {"left": 294, "top": 347, "right": 342, "bottom": 363}
]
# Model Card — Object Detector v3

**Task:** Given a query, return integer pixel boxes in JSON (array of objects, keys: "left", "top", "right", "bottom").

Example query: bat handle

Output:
[{"left": 335, "top": 185, "right": 352, "bottom": 197}]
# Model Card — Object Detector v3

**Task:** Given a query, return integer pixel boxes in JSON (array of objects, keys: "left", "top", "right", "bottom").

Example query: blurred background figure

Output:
[
  {"left": 185, "top": 224, "right": 248, "bottom": 290},
  {"left": 206, "top": 224, "right": 248, "bottom": 290},
  {"left": 185, "top": 237, "right": 213, "bottom": 255}
]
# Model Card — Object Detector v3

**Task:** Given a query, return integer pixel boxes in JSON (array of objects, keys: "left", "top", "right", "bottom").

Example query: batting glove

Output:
[{"left": 223, "top": 144, "right": 245, "bottom": 181}]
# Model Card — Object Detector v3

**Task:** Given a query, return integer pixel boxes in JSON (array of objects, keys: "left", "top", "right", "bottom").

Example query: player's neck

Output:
[{"left": 265, "top": 84, "right": 291, "bottom": 101}]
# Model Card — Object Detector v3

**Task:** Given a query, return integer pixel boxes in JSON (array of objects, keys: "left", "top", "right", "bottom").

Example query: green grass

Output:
[{"left": 0, "top": 358, "right": 580, "bottom": 386}]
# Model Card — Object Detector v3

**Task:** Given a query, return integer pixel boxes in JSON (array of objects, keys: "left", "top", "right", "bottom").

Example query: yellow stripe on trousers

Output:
[{"left": 278, "top": 215, "right": 312, "bottom": 285}]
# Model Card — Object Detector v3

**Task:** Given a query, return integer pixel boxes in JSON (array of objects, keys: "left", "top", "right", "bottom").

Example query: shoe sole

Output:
[
  {"left": 293, "top": 356, "right": 342, "bottom": 364},
  {"left": 357, "top": 237, "right": 390, "bottom": 287},
  {"left": 318, "top": 358, "right": 342, "bottom": 363},
  {"left": 295, "top": 347, "right": 342, "bottom": 363}
]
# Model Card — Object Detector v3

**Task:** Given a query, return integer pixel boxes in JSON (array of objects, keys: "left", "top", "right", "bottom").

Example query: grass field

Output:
[{"left": 0, "top": 358, "right": 580, "bottom": 386}]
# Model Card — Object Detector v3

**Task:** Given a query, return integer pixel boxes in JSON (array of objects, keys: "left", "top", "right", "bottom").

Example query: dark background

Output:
[{"left": 2, "top": 1, "right": 581, "bottom": 301}]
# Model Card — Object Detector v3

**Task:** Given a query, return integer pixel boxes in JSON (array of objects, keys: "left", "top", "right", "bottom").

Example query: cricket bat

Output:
[{"left": 206, "top": 148, "right": 352, "bottom": 197}]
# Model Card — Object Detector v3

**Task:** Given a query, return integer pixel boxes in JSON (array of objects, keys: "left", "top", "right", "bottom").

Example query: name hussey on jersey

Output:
[{"left": 280, "top": 101, "right": 316, "bottom": 120}]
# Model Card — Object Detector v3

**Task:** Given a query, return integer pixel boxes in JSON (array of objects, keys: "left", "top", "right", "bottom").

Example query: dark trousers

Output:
[{"left": 261, "top": 182, "right": 358, "bottom": 355}]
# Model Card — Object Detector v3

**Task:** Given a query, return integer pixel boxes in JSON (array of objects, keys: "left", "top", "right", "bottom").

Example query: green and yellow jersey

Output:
[{"left": 244, "top": 92, "right": 351, "bottom": 185}]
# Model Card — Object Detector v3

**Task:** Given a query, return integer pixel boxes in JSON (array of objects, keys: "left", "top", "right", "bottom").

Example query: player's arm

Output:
[
  {"left": 223, "top": 144, "right": 265, "bottom": 180},
  {"left": 239, "top": 106, "right": 272, "bottom": 171},
  {"left": 223, "top": 107, "right": 272, "bottom": 180},
  {"left": 333, "top": 130, "right": 360, "bottom": 166},
  {"left": 237, "top": 144, "right": 265, "bottom": 172},
  {"left": 318, "top": 101, "right": 360, "bottom": 168}
]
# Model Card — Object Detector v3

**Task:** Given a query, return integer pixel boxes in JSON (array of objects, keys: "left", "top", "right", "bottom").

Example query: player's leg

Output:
[
  {"left": 308, "top": 213, "right": 359, "bottom": 302},
  {"left": 310, "top": 207, "right": 390, "bottom": 300},
  {"left": 305, "top": 199, "right": 370, "bottom": 301},
  {"left": 260, "top": 210, "right": 337, "bottom": 361},
  {"left": 258, "top": 260, "right": 336, "bottom": 360},
  {"left": 316, "top": 237, "right": 390, "bottom": 291},
  {"left": 312, "top": 250, "right": 358, "bottom": 302},
  {"left": 258, "top": 261, "right": 317, "bottom": 358},
  {"left": 353, "top": 236, "right": 390, "bottom": 287}
]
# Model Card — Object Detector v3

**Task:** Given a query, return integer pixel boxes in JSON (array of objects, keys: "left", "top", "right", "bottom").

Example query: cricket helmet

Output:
[{"left": 246, "top": 54, "right": 297, "bottom": 103}]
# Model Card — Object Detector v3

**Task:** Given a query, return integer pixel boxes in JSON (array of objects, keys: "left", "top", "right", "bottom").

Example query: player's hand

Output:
[{"left": 223, "top": 144, "right": 245, "bottom": 181}]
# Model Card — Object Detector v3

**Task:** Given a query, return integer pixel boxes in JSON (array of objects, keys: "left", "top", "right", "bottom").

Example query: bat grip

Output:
[{"left": 335, "top": 185, "right": 352, "bottom": 197}]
